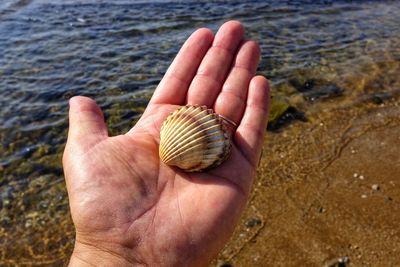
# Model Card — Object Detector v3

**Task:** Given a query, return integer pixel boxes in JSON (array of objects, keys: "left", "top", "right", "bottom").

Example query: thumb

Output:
[{"left": 66, "top": 96, "right": 108, "bottom": 151}]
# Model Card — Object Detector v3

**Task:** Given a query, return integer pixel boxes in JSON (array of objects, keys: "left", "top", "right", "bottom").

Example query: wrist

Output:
[{"left": 69, "top": 240, "right": 145, "bottom": 267}]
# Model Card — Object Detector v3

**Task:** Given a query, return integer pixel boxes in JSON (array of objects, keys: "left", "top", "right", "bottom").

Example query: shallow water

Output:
[{"left": 0, "top": 0, "right": 399, "bottom": 265}]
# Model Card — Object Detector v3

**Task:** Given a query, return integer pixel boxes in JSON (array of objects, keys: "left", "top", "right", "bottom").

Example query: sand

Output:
[{"left": 216, "top": 98, "right": 400, "bottom": 266}]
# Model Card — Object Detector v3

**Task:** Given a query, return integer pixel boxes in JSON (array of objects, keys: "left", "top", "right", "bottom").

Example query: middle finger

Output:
[{"left": 186, "top": 21, "right": 244, "bottom": 107}]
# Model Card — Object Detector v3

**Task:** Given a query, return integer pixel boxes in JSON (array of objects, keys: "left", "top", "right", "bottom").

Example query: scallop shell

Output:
[{"left": 159, "top": 105, "right": 232, "bottom": 172}]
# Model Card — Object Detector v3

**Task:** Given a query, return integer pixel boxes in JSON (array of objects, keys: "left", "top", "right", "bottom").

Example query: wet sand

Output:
[{"left": 216, "top": 97, "right": 400, "bottom": 266}]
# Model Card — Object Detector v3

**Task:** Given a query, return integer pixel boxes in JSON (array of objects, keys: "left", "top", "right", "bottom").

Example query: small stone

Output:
[
  {"left": 353, "top": 173, "right": 358, "bottom": 178},
  {"left": 39, "top": 201, "right": 49, "bottom": 209},
  {"left": 319, "top": 207, "right": 326, "bottom": 213},
  {"left": 338, "top": 256, "right": 350, "bottom": 263},
  {"left": 3, "top": 198, "right": 12, "bottom": 209},
  {"left": 218, "top": 262, "right": 233, "bottom": 267},
  {"left": 359, "top": 175, "right": 364, "bottom": 180},
  {"left": 25, "top": 219, "right": 33, "bottom": 228},
  {"left": 323, "top": 256, "right": 350, "bottom": 267},
  {"left": 245, "top": 217, "right": 262, "bottom": 228},
  {"left": 0, "top": 217, "right": 11, "bottom": 228},
  {"left": 361, "top": 194, "right": 367, "bottom": 198},
  {"left": 253, "top": 254, "right": 260, "bottom": 262},
  {"left": 371, "top": 184, "right": 380, "bottom": 191}
]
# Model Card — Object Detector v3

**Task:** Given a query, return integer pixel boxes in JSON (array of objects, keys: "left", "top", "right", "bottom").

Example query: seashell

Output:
[{"left": 159, "top": 105, "right": 232, "bottom": 172}]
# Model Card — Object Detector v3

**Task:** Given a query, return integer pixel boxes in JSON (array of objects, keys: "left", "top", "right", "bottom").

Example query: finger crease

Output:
[
  {"left": 211, "top": 172, "right": 247, "bottom": 199},
  {"left": 219, "top": 89, "right": 247, "bottom": 103},
  {"left": 182, "top": 45, "right": 209, "bottom": 62},
  {"left": 247, "top": 103, "right": 269, "bottom": 114},
  {"left": 238, "top": 147, "right": 257, "bottom": 171},
  {"left": 194, "top": 72, "right": 223, "bottom": 87},
  {"left": 240, "top": 122, "right": 266, "bottom": 141},
  {"left": 232, "top": 64, "right": 253, "bottom": 75},
  {"left": 165, "top": 71, "right": 192, "bottom": 87},
  {"left": 211, "top": 44, "right": 235, "bottom": 55}
]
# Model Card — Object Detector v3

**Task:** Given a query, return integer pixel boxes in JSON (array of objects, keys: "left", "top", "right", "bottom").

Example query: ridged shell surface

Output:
[{"left": 159, "top": 105, "right": 231, "bottom": 172}]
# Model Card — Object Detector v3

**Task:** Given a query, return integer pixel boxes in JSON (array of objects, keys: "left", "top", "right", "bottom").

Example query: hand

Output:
[{"left": 63, "top": 20, "right": 269, "bottom": 266}]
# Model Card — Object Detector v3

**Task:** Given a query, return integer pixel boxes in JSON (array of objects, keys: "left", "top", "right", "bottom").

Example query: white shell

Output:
[{"left": 159, "top": 105, "right": 231, "bottom": 172}]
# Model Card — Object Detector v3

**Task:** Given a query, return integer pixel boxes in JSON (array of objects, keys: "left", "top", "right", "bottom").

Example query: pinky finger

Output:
[{"left": 234, "top": 75, "right": 270, "bottom": 167}]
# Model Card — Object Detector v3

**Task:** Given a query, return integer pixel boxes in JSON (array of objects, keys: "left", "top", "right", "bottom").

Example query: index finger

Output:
[{"left": 149, "top": 28, "right": 214, "bottom": 106}]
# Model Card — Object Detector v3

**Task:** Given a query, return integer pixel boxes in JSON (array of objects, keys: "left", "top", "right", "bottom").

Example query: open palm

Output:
[{"left": 63, "top": 21, "right": 269, "bottom": 266}]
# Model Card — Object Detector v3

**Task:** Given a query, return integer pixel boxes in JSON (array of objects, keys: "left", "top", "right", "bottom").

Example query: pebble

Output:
[
  {"left": 217, "top": 262, "right": 233, "bottom": 267},
  {"left": 371, "top": 184, "right": 380, "bottom": 191},
  {"left": 245, "top": 218, "right": 262, "bottom": 228},
  {"left": 353, "top": 173, "right": 365, "bottom": 180},
  {"left": 253, "top": 254, "right": 260, "bottom": 262},
  {"left": 3, "top": 198, "right": 11, "bottom": 209},
  {"left": 323, "top": 256, "right": 350, "bottom": 267},
  {"left": 25, "top": 219, "right": 33, "bottom": 228},
  {"left": 361, "top": 194, "right": 367, "bottom": 198}
]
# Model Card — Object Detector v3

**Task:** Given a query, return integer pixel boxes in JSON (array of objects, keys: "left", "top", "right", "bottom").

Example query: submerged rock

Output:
[
  {"left": 289, "top": 78, "right": 317, "bottom": 92},
  {"left": 289, "top": 77, "right": 344, "bottom": 101},
  {"left": 268, "top": 96, "right": 307, "bottom": 131},
  {"left": 368, "top": 91, "right": 395, "bottom": 105}
]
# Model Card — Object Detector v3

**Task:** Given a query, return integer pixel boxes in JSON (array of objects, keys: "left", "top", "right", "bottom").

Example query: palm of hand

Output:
[{"left": 64, "top": 21, "right": 269, "bottom": 266}]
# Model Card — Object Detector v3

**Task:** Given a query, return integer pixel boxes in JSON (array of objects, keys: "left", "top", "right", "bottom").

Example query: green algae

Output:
[
  {"left": 268, "top": 95, "right": 292, "bottom": 124},
  {"left": 267, "top": 95, "right": 307, "bottom": 131}
]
